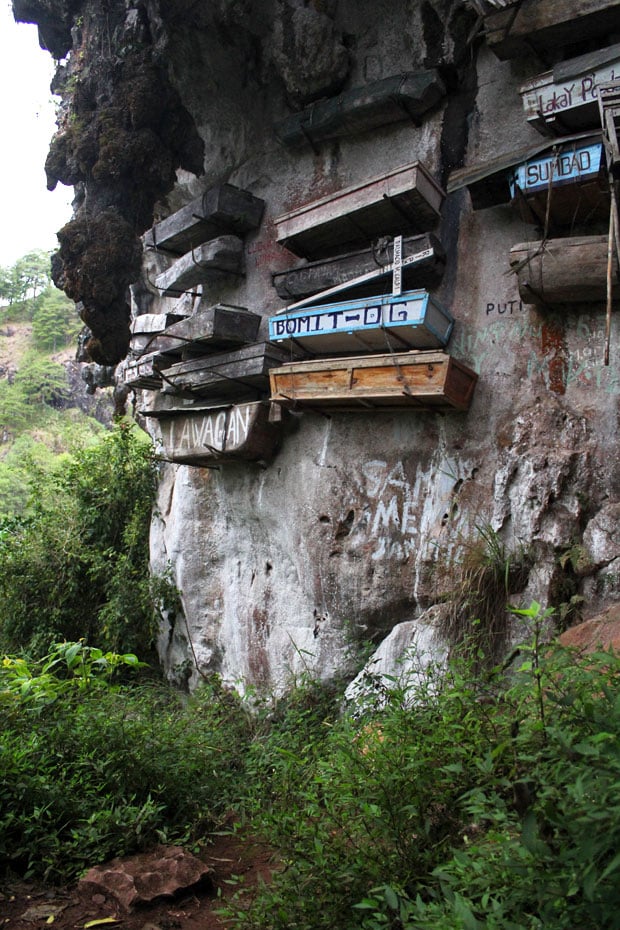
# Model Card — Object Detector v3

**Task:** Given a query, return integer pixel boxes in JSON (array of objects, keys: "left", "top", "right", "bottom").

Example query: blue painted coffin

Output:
[
  {"left": 509, "top": 141, "right": 604, "bottom": 196},
  {"left": 269, "top": 289, "right": 453, "bottom": 353}
]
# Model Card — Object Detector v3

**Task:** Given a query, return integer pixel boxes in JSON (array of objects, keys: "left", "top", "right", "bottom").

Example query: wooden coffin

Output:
[
  {"left": 162, "top": 342, "right": 292, "bottom": 398},
  {"left": 447, "top": 130, "right": 605, "bottom": 212},
  {"left": 510, "top": 138, "right": 608, "bottom": 226},
  {"left": 269, "top": 351, "right": 477, "bottom": 412},
  {"left": 484, "top": 0, "right": 620, "bottom": 61},
  {"left": 510, "top": 235, "right": 620, "bottom": 305},
  {"left": 131, "top": 304, "right": 260, "bottom": 359},
  {"left": 275, "top": 71, "right": 446, "bottom": 147},
  {"left": 269, "top": 289, "right": 453, "bottom": 354},
  {"left": 121, "top": 353, "right": 172, "bottom": 390},
  {"left": 157, "top": 401, "right": 282, "bottom": 466},
  {"left": 154, "top": 236, "right": 244, "bottom": 296},
  {"left": 130, "top": 311, "right": 190, "bottom": 356},
  {"left": 520, "top": 45, "right": 620, "bottom": 136},
  {"left": 275, "top": 161, "right": 445, "bottom": 260},
  {"left": 272, "top": 233, "right": 445, "bottom": 301},
  {"left": 144, "top": 184, "right": 265, "bottom": 256}
]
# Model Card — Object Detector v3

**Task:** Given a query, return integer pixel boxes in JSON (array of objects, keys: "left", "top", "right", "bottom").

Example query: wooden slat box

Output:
[
  {"left": 130, "top": 311, "right": 190, "bottom": 357},
  {"left": 269, "top": 289, "right": 453, "bottom": 354},
  {"left": 484, "top": 0, "right": 620, "bottom": 61},
  {"left": 121, "top": 353, "right": 172, "bottom": 390},
  {"left": 510, "top": 235, "right": 620, "bottom": 304},
  {"left": 520, "top": 44, "right": 620, "bottom": 136},
  {"left": 157, "top": 401, "right": 282, "bottom": 466},
  {"left": 275, "top": 161, "right": 445, "bottom": 260},
  {"left": 509, "top": 138, "right": 608, "bottom": 226},
  {"left": 144, "top": 183, "right": 265, "bottom": 256},
  {"left": 155, "top": 236, "right": 244, "bottom": 296},
  {"left": 272, "top": 233, "right": 445, "bottom": 301},
  {"left": 162, "top": 342, "right": 291, "bottom": 398},
  {"left": 158, "top": 304, "right": 261, "bottom": 358},
  {"left": 275, "top": 70, "right": 446, "bottom": 147},
  {"left": 269, "top": 351, "right": 477, "bottom": 412}
]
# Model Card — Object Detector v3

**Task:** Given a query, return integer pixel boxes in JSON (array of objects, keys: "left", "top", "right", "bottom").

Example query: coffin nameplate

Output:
[
  {"left": 269, "top": 351, "right": 477, "bottom": 412},
  {"left": 520, "top": 46, "right": 620, "bottom": 135},
  {"left": 509, "top": 140, "right": 608, "bottom": 225},
  {"left": 275, "top": 161, "right": 445, "bottom": 260},
  {"left": 158, "top": 401, "right": 282, "bottom": 466},
  {"left": 269, "top": 289, "right": 453, "bottom": 354}
]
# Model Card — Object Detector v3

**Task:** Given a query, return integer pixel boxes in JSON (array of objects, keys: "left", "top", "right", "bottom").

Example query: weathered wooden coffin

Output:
[
  {"left": 269, "top": 289, "right": 454, "bottom": 354},
  {"left": 275, "top": 71, "right": 446, "bottom": 147},
  {"left": 154, "top": 236, "right": 244, "bottom": 296},
  {"left": 131, "top": 304, "right": 261, "bottom": 359},
  {"left": 275, "top": 161, "right": 445, "bottom": 260},
  {"left": 121, "top": 353, "right": 172, "bottom": 390},
  {"left": 162, "top": 342, "right": 292, "bottom": 397},
  {"left": 270, "top": 351, "right": 478, "bottom": 411},
  {"left": 510, "top": 235, "right": 620, "bottom": 305},
  {"left": 157, "top": 402, "right": 282, "bottom": 466},
  {"left": 520, "top": 44, "right": 620, "bottom": 136},
  {"left": 484, "top": 0, "right": 620, "bottom": 61},
  {"left": 144, "top": 184, "right": 265, "bottom": 256},
  {"left": 509, "top": 138, "right": 608, "bottom": 226},
  {"left": 272, "top": 233, "right": 445, "bottom": 301},
  {"left": 130, "top": 311, "right": 190, "bottom": 356}
]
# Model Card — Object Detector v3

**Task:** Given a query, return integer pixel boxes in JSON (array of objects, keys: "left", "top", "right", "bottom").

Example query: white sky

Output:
[{"left": 0, "top": 0, "right": 73, "bottom": 267}]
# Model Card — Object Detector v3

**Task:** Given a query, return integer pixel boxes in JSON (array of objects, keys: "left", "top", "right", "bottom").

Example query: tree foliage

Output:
[
  {"left": 0, "top": 251, "right": 53, "bottom": 312},
  {"left": 0, "top": 423, "right": 160, "bottom": 657}
]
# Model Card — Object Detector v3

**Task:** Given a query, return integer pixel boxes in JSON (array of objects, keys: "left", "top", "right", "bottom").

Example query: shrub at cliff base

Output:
[{"left": 0, "top": 422, "right": 160, "bottom": 658}]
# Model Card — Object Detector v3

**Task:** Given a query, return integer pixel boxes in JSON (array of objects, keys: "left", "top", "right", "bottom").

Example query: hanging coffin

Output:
[
  {"left": 121, "top": 353, "right": 172, "bottom": 390},
  {"left": 275, "top": 161, "right": 445, "bottom": 260},
  {"left": 144, "top": 183, "right": 265, "bottom": 256},
  {"left": 269, "top": 289, "right": 453, "bottom": 354},
  {"left": 272, "top": 233, "right": 445, "bottom": 302},
  {"left": 510, "top": 235, "right": 620, "bottom": 305},
  {"left": 131, "top": 304, "right": 261, "bottom": 360},
  {"left": 157, "top": 401, "right": 283, "bottom": 466},
  {"left": 509, "top": 138, "right": 608, "bottom": 225},
  {"left": 484, "top": 0, "right": 620, "bottom": 61},
  {"left": 154, "top": 236, "right": 244, "bottom": 296},
  {"left": 269, "top": 350, "right": 478, "bottom": 412},
  {"left": 520, "top": 44, "right": 620, "bottom": 136},
  {"left": 130, "top": 311, "right": 189, "bottom": 356},
  {"left": 162, "top": 342, "right": 291, "bottom": 398}
]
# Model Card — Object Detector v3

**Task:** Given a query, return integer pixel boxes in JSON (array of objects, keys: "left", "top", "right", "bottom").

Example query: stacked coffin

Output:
[
  {"left": 123, "top": 184, "right": 295, "bottom": 465},
  {"left": 268, "top": 163, "right": 478, "bottom": 413}
]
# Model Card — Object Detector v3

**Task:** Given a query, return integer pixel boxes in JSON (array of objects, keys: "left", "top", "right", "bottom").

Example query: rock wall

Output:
[{"left": 16, "top": 0, "right": 620, "bottom": 692}]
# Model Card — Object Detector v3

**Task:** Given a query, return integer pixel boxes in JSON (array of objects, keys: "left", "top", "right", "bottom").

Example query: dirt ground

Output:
[{"left": 0, "top": 832, "right": 275, "bottom": 930}]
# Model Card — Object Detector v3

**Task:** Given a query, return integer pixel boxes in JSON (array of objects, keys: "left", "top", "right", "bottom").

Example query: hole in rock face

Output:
[
  {"left": 319, "top": 514, "right": 331, "bottom": 523},
  {"left": 265, "top": 562, "right": 273, "bottom": 575},
  {"left": 335, "top": 509, "right": 355, "bottom": 540}
]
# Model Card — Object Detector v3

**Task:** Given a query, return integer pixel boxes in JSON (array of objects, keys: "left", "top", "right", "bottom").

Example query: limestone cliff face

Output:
[{"left": 16, "top": 0, "right": 620, "bottom": 693}]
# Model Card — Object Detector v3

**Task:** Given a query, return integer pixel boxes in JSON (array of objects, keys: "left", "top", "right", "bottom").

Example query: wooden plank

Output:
[
  {"left": 272, "top": 233, "right": 445, "bottom": 300},
  {"left": 275, "top": 70, "right": 446, "bottom": 147},
  {"left": 269, "top": 351, "right": 477, "bottom": 411},
  {"left": 510, "top": 235, "right": 620, "bottom": 304},
  {"left": 485, "top": 0, "right": 620, "bottom": 60},
  {"left": 144, "top": 184, "right": 265, "bottom": 256},
  {"left": 162, "top": 342, "right": 292, "bottom": 397},
  {"left": 157, "top": 402, "right": 283, "bottom": 466},
  {"left": 268, "top": 289, "right": 454, "bottom": 353},
  {"left": 520, "top": 47, "right": 620, "bottom": 136},
  {"left": 154, "top": 236, "right": 244, "bottom": 296},
  {"left": 275, "top": 161, "right": 445, "bottom": 260}
]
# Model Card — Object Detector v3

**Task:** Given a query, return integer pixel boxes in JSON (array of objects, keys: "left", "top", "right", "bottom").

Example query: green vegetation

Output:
[
  {"left": 2, "top": 602, "right": 620, "bottom": 930},
  {"left": 0, "top": 250, "right": 105, "bottom": 516}
]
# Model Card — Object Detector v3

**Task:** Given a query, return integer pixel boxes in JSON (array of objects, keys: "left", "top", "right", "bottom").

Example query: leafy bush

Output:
[
  {"left": 0, "top": 422, "right": 160, "bottom": 657},
  {"left": 0, "top": 646, "right": 252, "bottom": 881}
]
